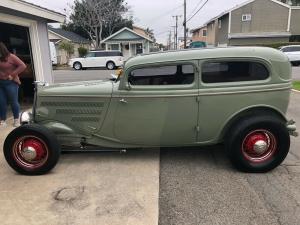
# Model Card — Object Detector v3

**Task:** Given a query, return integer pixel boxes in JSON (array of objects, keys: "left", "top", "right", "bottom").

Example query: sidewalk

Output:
[{"left": 0, "top": 121, "right": 160, "bottom": 225}]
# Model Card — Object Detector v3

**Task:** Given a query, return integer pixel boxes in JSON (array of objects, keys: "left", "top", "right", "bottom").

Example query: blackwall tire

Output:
[
  {"left": 106, "top": 61, "right": 115, "bottom": 70},
  {"left": 3, "top": 125, "right": 61, "bottom": 175},
  {"left": 225, "top": 116, "right": 290, "bottom": 173},
  {"left": 73, "top": 62, "right": 82, "bottom": 70}
]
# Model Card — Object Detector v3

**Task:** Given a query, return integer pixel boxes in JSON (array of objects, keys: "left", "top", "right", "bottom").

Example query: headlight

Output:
[{"left": 20, "top": 111, "right": 32, "bottom": 124}]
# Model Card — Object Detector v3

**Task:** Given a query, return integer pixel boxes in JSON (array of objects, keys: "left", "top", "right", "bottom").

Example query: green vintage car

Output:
[{"left": 3, "top": 47, "right": 298, "bottom": 175}]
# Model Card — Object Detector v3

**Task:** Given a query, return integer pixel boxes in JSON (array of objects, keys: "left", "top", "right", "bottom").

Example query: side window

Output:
[
  {"left": 129, "top": 65, "right": 195, "bottom": 86},
  {"left": 95, "top": 52, "right": 105, "bottom": 57},
  {"left": 202, "top": 61, "right": 269, "bottom": 83},
  {"left": 86, "top": 52, "right": 96, "bottom": 58}
]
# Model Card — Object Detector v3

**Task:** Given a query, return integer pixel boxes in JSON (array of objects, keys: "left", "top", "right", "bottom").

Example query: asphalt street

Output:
[{"left": 53, "top": 68, "right": 113, "bottom": 83}]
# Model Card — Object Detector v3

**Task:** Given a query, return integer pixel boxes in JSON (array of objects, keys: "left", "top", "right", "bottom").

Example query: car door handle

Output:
[{"left": 120, "top": 98, "right": 128, "bottom": 104}]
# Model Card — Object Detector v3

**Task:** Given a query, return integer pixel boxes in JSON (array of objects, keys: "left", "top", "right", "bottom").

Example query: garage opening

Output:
[{"left": 0, "top": 22, "right": 35, "bottom": 106}]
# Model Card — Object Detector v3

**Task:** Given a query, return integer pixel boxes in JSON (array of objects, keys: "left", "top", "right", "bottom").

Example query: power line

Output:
[
  {"left": 187, "top": 0, "right": 205, "bottom": 19},
  {"left": 146, "top": 4, "right": 183, "bottom": 25},
  {"left": 186, "top": 0, "right": 209, "bottom": 23}
]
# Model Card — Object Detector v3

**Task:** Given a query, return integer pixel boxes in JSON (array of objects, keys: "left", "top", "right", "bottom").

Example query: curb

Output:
[{"left": 292, "top": 89, "right": 300, "bottom": 93}]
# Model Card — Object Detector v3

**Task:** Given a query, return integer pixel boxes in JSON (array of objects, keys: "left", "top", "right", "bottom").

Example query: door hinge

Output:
[{"left": 195, "top": 125, "right": 200, "bottom": 132}]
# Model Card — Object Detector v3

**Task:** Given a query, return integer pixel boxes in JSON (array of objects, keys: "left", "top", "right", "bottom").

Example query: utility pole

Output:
[
  {"left": 168, "top": 30, "right": 172, "bottom": 50},
  {"left": 172, "top": 15, "right": 181, "bottom": 49},
  {"left": 171, "top": 25, "right": 176, "bottom": 50},
  {"left": 183, "top": 0, "right": 187, "bottom": 49}
]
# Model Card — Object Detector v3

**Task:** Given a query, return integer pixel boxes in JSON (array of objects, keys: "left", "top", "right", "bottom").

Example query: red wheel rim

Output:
[
  {"left": 242, "top": 129, "right": 277, "bottom": 163},
  {"left": 12, "top": 136, "right": 49, "bottom": 170}
]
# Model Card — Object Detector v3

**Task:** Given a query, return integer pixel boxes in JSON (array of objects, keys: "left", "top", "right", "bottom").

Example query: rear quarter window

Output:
[{"left": 202, "top": 61, "right": 270, "bottom": 83}]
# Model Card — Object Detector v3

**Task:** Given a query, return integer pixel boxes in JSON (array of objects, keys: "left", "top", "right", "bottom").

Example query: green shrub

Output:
[
  {"left": 78, "top": 46, "right": 88, "bottom": 57},
  {"left": 59, "top": 41, "right": 74, "bottom": 61}
]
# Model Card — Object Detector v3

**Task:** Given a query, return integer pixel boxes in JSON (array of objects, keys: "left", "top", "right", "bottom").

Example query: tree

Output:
[
  {"left": 59, "top": 41, "right": 74, "bottom": 62},
  {"left": 145, "top": 28, "right": 156, "bottom": 43},
  {"left": 65, "top": 0, "right": 133, "bottom": 49}
]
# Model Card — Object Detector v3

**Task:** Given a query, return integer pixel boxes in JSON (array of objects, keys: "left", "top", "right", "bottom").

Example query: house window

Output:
[
  {"left": 202, "top": 29, "right": 207, "bottom": 37},
  {"left": 202, "top": 61, "right": 269, "bottom": 83},
  {"left": 242, "top": 14, "right": 252, "bottom": 22},
  {"left": 129, "top": 64, "right": 195, "bottom": 86},
  {"left": 110, "top": 44, "right": 119, "bottom": 51},
  {"left": 218, "top": 20, "right": 222, "bottom": 29}
]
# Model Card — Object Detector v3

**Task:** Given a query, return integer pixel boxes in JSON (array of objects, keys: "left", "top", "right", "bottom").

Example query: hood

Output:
[{"left": 38, "top": 80, "right": 113, "bottom": 97}]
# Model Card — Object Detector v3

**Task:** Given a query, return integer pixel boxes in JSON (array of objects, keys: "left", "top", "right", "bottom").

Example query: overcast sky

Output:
[{"left": 26, "top": 0, "right": 247, "bottom": 43}]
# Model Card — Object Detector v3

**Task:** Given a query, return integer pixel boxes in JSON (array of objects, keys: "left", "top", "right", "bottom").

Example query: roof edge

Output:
[
  {"left": 0, "top": 0, "right": 65, "bottom": 23},
  {"left": 101, "top": 27, "right": 154, "bottom": 43}
]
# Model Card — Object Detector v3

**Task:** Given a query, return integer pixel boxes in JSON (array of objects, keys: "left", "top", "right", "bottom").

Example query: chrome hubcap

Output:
[
  {"left": 253, "top": 140, "right": 268, "bottom": 154},
  {"left": 12, "top": 136, "right": 49, "bottom": 170},
  {"left": 242, "top": 129, "right": 277, "bottom": 163},
  {"left": 22, "top": 146, "right": 37, "bottom": 161}
]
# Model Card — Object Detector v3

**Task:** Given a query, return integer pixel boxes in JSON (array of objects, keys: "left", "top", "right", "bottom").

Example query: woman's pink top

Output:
[{"left": 0, "top": 54, "right": 26, "bottom": 80}]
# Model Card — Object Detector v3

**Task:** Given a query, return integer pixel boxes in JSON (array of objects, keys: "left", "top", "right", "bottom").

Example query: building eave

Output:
[
  {"left": 0, "top": 0, "right": 65, "bottom": 23},
  {"left": 101, "top": 27, "right": 154, "bottom": 43}
]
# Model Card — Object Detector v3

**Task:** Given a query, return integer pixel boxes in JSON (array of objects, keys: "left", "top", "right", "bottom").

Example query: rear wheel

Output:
[
  {"left": 73, "top": 62, "right": 82, "bottom": 70},
  {"left": 226, "top": 116, "right": 290, "bottom": 173},
  {"left": 106, "top": 61, "right": 115, "bottom": 70},
  {"left": 3, "top": 125, "right": 61, "bottom": 175}
]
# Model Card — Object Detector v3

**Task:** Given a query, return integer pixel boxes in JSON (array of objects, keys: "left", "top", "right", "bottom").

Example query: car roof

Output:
[
  {"left": 125, "top": 47, "right": 288, "bottom": 69},
  {"left": 280, "top": 45, "right": 300, "bottom": 48}
]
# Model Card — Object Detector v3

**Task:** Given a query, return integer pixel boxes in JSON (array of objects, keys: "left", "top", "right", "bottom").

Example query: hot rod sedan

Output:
[{"left": 3, "top": 47, "right": 298, "bottom": 175}]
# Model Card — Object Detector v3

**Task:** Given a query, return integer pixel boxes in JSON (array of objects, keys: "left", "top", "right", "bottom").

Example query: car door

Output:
[
  {"left": 83, "top": 52, "right": 96, "bottom": 67},
  {"left": 95, "top": 52, "right": 107, "bottom": 67},
  {"left": 113, "top": 62, "right": 199, "bottom": 146}
]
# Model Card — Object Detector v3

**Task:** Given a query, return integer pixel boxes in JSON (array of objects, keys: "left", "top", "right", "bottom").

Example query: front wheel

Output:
[
  {"left": 106, "top": 61, "right": 115, "bottom": 70},
  {"left": 3, "top": 125, "right": 61, "bottom": 175},
  {"left": 226, "top": 116, "right": 290, "bottom": 173},
  {"left": 73, "top": 62, "right": 82, "bottom": 70}
]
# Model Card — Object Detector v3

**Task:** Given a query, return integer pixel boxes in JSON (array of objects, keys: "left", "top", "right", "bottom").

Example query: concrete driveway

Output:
[{"left": 0, "top": 124, "right": 159, "bottom": 225}]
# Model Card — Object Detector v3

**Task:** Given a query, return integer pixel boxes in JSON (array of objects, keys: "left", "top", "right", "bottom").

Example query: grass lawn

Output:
[{"left": 293, "top": 81, "right": 300, "bottom": 91}]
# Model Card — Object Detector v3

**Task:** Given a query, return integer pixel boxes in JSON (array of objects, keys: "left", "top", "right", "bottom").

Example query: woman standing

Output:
[{"left": 0, "top": 42, "right": 26, "bottom": 128}]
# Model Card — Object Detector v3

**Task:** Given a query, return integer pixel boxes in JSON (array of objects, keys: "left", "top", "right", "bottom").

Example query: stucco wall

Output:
[
  {"left": 290, "top": 9, "right": 300, "bottom": 35},
  {"left": 206, "top": 21, "right": 217, "bottom": 46},
  {"left": 37, "top": 20, "right": 53, "bottom": 83},
  {"left": 229, "top": 36, "right": 289, "bottom": 45},
  {"left": 191, "top": 27, "right": 207, "bottom": 42},
  {"left": 217, "top": 15, "right": 229, "bottom": 45},
  {"left": 231, "top": 0, "right": 289, "bottom": 34}
]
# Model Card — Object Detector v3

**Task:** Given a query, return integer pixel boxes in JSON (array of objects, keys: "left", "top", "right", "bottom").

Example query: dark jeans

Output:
[{"left": 0, "top": 80, "right": 20, "bottom": 120}]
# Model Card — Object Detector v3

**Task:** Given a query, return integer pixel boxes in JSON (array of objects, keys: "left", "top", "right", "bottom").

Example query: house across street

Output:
[{"left": 191, "top": 0, "right": 300, "bottom": 46}]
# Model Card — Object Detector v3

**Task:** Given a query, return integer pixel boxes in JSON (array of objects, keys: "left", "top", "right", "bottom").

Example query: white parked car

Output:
[
  {"left": 279, "top": 45, "right": 300, "bottom": 66},
  {"left": 69, "top": 50, "right": 124, "bottom": 70}
]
